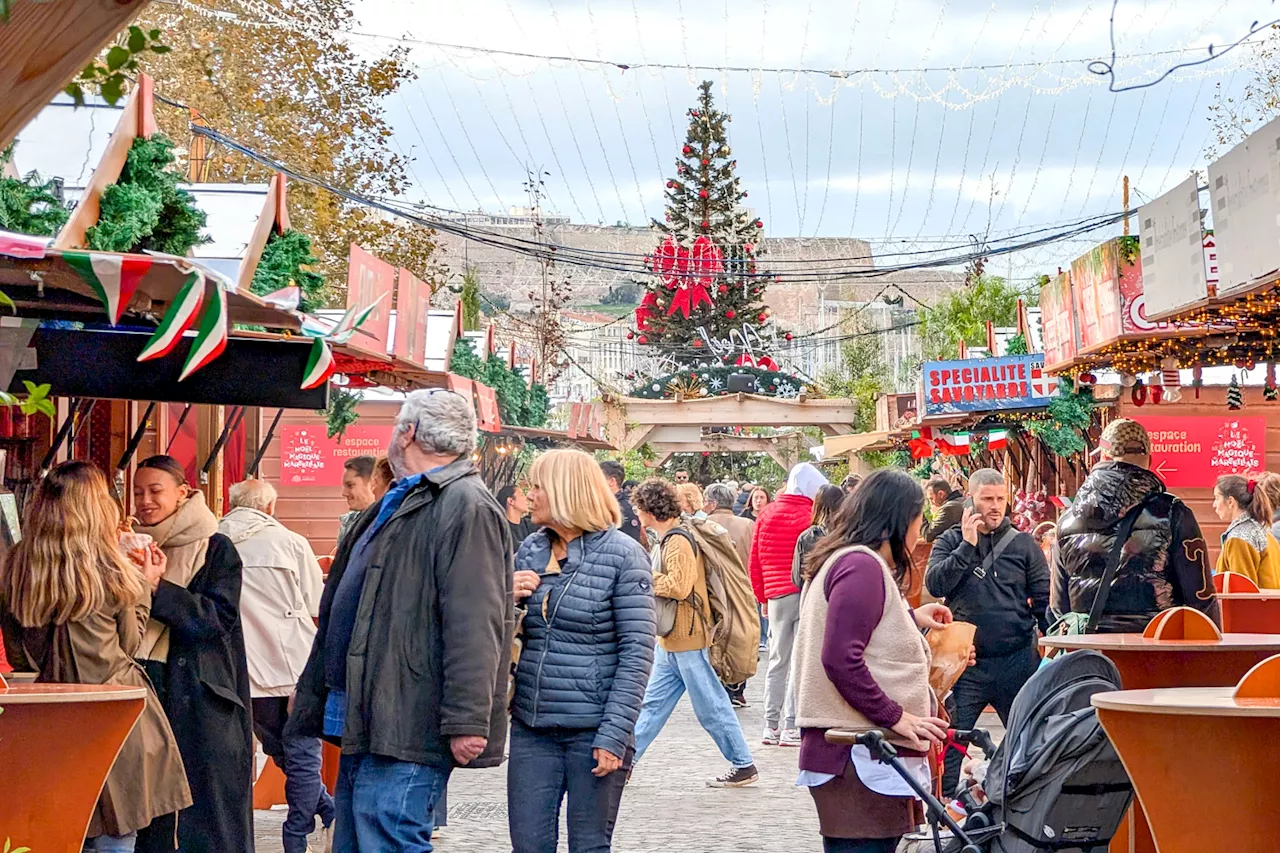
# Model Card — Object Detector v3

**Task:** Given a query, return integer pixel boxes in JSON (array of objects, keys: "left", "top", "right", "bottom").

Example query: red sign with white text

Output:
[
  {"left": 394, "top": 268, "right": 428, "bottom": 367},
  {"left": 1130, "top": 415, "right": 1267, "bottom": 488},
  {"left": 279, "top": 424, "right": 393, "bottom": 487}
]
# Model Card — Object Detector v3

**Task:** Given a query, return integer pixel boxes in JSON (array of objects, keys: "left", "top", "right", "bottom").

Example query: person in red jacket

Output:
[{"left": 749, "top": 462, "right": 829, "bottom": 746}]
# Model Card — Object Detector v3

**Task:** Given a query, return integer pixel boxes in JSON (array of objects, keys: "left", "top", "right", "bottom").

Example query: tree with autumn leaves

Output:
[{"left": 634, "top": 81, "right": 780, "bottom": 367}]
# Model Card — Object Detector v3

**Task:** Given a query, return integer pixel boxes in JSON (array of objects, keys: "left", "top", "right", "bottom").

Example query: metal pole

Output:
[
  {"left": 248, "top": 408, "right": 284, "bottom": 478},
  {"left": 200, "top": 405, "right": 245, "bottom": 481},
  {"left": 110, "top": 401, "right": 156, "bottom": 500},
  {"left": 39, "top": 398, "right": 82, "bottom": 473},
  {"left": 1123, "top": 175, "right": 1130, "bottom": 236},
  {"left": 166, "top": 403, "right": 194, "bottom": 453}
]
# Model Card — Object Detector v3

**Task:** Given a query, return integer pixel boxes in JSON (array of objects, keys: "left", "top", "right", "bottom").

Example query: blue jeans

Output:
[
  {"left": 83, "top": 833, "right": 137, "bottom": 852},
  {"left": 507, "top": 719, "right": 631, "bottom": 853},
  {"left": 332, "top": 754, "right": 451, "bottom": 853},
  {"left": 633, "top": 646, "right": 754, "bottom": 768},
  {"left": 254, "top": 697, "right": 335, "bottom": 853}
]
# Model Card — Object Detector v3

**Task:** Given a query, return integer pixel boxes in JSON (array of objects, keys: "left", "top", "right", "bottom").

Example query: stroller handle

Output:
[
  {"left": 854, "top": 729, "right": 898, "bottom": 760},
  {"left": 950, "top": 727, "right": 997, "bottom": 755}
]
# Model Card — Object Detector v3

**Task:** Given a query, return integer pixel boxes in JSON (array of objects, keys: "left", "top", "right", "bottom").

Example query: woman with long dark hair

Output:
[
  {"left": 791, "top": 484, "right": 847, "bottom": 590},
  {"left": 1214, "top": 474, "right": 1280, "bottom": 588},
  {"left": 791, "top": 469, "right": 953, "bottom": 853},
  {"left": 740, "top": 486, "right": 771, "bottom": 521}
]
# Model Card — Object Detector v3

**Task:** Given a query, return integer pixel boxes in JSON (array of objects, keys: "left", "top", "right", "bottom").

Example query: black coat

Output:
[
  {"left": 289, "top": 458, "right": 514, "bottom": 769},
  {"left": 926, "top": 519, "right": 1051, "bottom": 657},
  {"left": 615, "top": 488, "right": 646, "bottom": 547},
  {"left": 1053, "top": 460, "right": 1220, "bottom": 633},
  {"left": 135, "top": 534, "right": 253, "bottom": 853}
]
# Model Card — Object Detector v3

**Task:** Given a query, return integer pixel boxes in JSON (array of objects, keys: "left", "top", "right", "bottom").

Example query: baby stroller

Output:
[{"left": 867, "top": 650, "right": 1133, "bottom": 853}]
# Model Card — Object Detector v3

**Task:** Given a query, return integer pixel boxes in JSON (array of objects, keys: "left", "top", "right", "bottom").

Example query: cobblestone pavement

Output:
[{"left": 255, "top": 670, "right": 1005, "bottom": 853}]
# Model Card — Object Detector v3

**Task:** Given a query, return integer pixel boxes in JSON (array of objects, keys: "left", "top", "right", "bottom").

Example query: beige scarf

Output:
[{"left": 135, "top": 491, "right": 219, "bottom": 662}]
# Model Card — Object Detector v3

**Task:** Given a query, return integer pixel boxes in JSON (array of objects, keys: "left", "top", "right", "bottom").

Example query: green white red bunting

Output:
[
  {"left": 178, "top": 277, "right": 228, "bottom": 381},
  {"left": 301, "top": 337, "right": 336, "bottom": 390},
  {"left": 62, "top": 251, "right": 151, "bottom": 325},
  {"left": 323, "top": 291, "right": 387, "bottom": 343},
  {"left": 137, "top": 270, "right": 206, "bottom": 362}
]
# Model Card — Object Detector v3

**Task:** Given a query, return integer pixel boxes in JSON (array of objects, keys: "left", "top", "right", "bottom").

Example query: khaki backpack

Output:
[{"left": 666, "top": 517, "right": 761, "bottom": 684}]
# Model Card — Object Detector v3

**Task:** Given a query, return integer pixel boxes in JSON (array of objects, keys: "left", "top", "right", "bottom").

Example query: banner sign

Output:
[
  {"left": 1139, "top": 175, "right": 1209, "bottom": 319},
  {"left": 923, "top": 354, "right": 1059, "bottom": 416},
  {"left": 1208, "top": 114, "right": 1280, "bottom": 294},
  {"left": 1130, "top": 415, "right": 1267, "bottom": 488},
  {"left": 1040, "top": 270, "right": 1078, "bottom": 369},
  {"left": 345, "top": 244, "right": 394, "bottom": 358},
  {"left": 1071, "top": 240, "right": 1125, "bottom": 351},
  {"left": 393, "top": 268, "right": 428, "bottom": 367},
  {"left": 280, "top": 425, "right": 392, "bottom": 487}
]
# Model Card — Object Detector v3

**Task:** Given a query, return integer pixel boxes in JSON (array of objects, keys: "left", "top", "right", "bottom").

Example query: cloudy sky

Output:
[{"left": 345, "top": 0, "right": 1279, "bottom": 279}]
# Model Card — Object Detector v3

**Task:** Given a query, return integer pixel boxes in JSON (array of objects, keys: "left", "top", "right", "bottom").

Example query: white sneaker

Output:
[
  {"left": 761, "top": 726, "right": 780, "bottom": 745},
  {"left": 780, "top": 729, "right": 802, "bottom": 747}
]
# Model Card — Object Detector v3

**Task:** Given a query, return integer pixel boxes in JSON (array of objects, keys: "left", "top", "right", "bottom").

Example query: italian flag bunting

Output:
[
  {"left": 937, "top": 432, "right": 971, "bottom": 456},
  {"left": 138, "top": 270, "right": 206, "bottom": 362},
  {"left": 987, "top": 429, "right": 1009, "bottom": 452},
  {"left": 301, "top": 338, "right": 336, "bottom": 390},
  {"left": 178, "top": 277, "right": 229, "bottom": 381},
  {"left": 330, "top": 292, "right": 387, "bottom": 344},
  {"left": 62, "top": 251, "right": 151, "bottom": 325}
]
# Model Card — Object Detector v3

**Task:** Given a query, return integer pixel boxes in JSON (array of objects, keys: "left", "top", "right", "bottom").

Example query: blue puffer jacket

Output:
[{"left": 512, "top": 527, "right": 656, "bottom": 758}]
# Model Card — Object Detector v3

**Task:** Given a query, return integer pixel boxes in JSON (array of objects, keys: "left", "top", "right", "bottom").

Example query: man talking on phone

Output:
[{"left": 925, "top": 468, "right": 1049, "bottom": 795}]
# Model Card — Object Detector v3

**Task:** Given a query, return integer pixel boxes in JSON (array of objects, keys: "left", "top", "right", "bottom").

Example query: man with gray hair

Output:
[
  {"left": 219, "top": 478, "right": 331, "bottom": 853},
  {"left": 925, "top": 468, "right": 1050, "bottom": 795},
  {"left": 288, "top": 389, "right": 513, "bottom": 851}
]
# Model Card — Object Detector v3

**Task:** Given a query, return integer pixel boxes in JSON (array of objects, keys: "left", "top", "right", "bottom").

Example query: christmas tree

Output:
[{"left": 634, "top": 81, "right": 780, "bottom": 364}]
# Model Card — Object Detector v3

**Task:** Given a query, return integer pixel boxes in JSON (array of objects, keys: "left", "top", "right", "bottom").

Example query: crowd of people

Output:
[{"left": 2, "top": 401, "right": 1273, "bottom": 853}]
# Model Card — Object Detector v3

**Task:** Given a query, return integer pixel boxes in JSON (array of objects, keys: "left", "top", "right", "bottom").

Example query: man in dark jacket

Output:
[
  {"left": 926, "top": 468, "right": 1049, "bottom": 794},
  {"left": 601, "top": 459, "right": 646, "bottom": 547},
  {"left": 1053, "top": 418, "right": 1219, "bottom": 633},
  {"left": 288, "top": 389, "right": 513, "bottom": 851},
  {"left": 924, "top": 478, "right": 966, "bottom": 544}
]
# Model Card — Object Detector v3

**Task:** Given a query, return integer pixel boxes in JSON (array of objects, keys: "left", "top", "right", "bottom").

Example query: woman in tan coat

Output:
[{"left": 0, "top": 461, "right": 191, "bottom": 851}]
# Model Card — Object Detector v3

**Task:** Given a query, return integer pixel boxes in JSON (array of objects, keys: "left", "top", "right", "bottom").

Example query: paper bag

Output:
[{"left": 927, "top": 620, "right": 976, "bottom": 697}]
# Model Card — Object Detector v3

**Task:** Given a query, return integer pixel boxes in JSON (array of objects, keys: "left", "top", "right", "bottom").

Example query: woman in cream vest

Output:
[{"left": 791, "top": 469, "right": 955, "bottom": 853}]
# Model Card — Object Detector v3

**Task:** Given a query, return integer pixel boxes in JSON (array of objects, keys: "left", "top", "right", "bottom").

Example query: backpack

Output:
[{"left": 666, "top": 517, "right": 761, "bottom": 684}]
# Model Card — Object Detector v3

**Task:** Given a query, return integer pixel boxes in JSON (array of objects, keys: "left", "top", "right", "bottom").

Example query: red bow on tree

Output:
[
  {"left": 635, "top": 291, "right": 659, "bottom": 332},
  {"left": 655, "top": 235, "right": 718, "bottom": 318}
]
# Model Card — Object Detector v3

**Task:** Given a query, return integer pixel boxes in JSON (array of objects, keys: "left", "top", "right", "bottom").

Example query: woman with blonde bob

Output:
[
  {"left": 508, "top": 449, "right": 657, "bottom": 853},
  {"left": 0, "top": 462, "right": 191, "bottom": 850}
]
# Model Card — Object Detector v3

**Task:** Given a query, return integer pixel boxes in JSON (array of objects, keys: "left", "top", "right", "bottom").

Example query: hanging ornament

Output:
[
  {"left": 1267, "top": 364, "right": 1279, "bottom": 401},
  {"left": 1151, "top": 385, "right": 1164, "bottom": 405},
  {"left": 701, "top": 159, "right": 709, "bottom": 166},
  {"left": 1119, "top": 372, "right": 1137, "bottom": 388},
  {"left": 626, "top": 331, "right": 635, "bottom": 340},
  {"left": 1132, "top": 380, "right": 1148, "bottom": 406},
  {"left": 1228, "top": 375, "right": 1244, "bottom": 410},
  {"left": 718, "top": 284, "right": 729, "bottom": 294},
  {"left": 785, "top": 332, "right": 793, "bottom": 341},
  {"left": 758, "top": 313, "right": 767, "bottom": 323},
  {"left": 757, "top": 221, "right": 765, "bottom": 228},
  {"left": 693, "top": 339, "right": 703, "bottom": 348},
  {"left": 691, "top": 110, "right": 699, "bottom": 118},
  {"left": 725, "top": 309, "right": 736, "bottom": 319},
  {"left": 1160, "top": 359, "right": 1182, "bottom": 403},
  {"left": 639, "top": 336, "right": 649, "bottom": 345},
  {"left": 667, "top": 180, "right": 676, "bottom": 189},
  {"left": 701, "top": 220, "right": 710, "bottom": 228},
  {"left": 699, "top": 189, "right": 708, "bottom": 198},
  {"left": 682, "top": 145, "right": 692, "bottom": 155}
]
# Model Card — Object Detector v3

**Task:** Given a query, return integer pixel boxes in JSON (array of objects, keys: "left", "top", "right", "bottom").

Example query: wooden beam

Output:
[
  {"left": 0, "top": 0, "right": 154, "bottom": 149},
  {"left": 645, "top": 435, "right": 807, "bottom": 456},
  {"left": 610, "top": 394, "right": 858, "bottom": 428}
]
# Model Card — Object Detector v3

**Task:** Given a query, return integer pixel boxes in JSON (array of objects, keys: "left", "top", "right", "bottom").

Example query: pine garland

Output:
[
  {"left": 86, "top": 135, "right": 209, "bottom": 256},
  {"left": 630, "top": 364, "right": 805, "bottom": 399},
  {"left": 447, "top": 337, "right": 550, "bottom": 428},
  {"left": 525, "top": 383, "right": 550, "bottom": 428},
  {"left": 1025, "top": 381, "right": 1094, "bottom": 458},
  {"left": 251, "top": 229, "right": 326, "bottom": 311},
  {"left": 321, "top": 386, "right": 362, "bottom": 439},
  {"left": 448, "top": 337, "right": 486, "bottom": 381},
  {"left": 0, "top": 150, "right": 69, "bottom": 237},
  {"left": 1005, "top": 333, "right": 1029, "bottom": 355}
]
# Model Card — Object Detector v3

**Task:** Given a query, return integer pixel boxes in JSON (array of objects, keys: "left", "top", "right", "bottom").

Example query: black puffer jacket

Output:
[{"left": 1052, "top": 460, "right": 1219, "bottom": 633}]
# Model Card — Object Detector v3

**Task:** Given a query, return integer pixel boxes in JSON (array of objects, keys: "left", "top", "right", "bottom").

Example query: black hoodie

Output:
[
  {"left": 1053, "top": 460, "right": 1219, "bottom": 633},
  {"left": 926, "top": 517, "right": 1051, "bottom": 657}
]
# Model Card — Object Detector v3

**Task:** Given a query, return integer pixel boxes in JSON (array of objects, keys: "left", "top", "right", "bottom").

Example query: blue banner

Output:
[{"left": 922, "top": 354, "right": 1059, "bottom": 416}]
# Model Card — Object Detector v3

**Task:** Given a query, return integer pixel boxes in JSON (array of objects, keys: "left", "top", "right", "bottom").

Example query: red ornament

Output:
[
  {"left": 756, "top": 221, "right": 764, "bottom": 228},
  {"left": 691, "top": 110, "right": 700, "bottom": 118},
  {"left": 701, "top": 159, "right": 709, "bottom": 166},
  {"left": 758, "top": 313, "right": 767, "bottom": 323},
  {"left": 667, "top": 180, "right": 676, "bottom": 188},
  {"left": 784, "top": 332, "right": 793, "bottom": 341},
  {"left": 626, "top": 331, "right": 635, "bottom": 340},
  {"left": 682, "top": 145, "right": 691, "bottom": 155},
  {"left": 702, "top": 451, "right": 710, "bottom": 457},
  {"left": 693, "top": 339, "right": 703, "bottom": 348},
  {"left": 638, "top": 335, "right": 648, "bottom": 344},
  {"left": 718, "top": 284, "right": 729, "bottom": 294},
  {"left": 699, "top": 189, "right": 708, "bottom": 198},
  {"left": 743, "top": 191, "right": 748, "bottom": 197},
  {"left": 701, "top": 220, "right": 710, "bottom": 228},
  {"left": 726, "top": 309, "right": 736, "bottom": 319}
]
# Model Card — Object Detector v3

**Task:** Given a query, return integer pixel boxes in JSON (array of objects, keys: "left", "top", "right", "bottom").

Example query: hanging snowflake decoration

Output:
[
  {"left": 775, "top": 380, "right": 799, "bottom": 398},
  {"left": 709, "top": 376, "right": 725, "bottom": 391}
]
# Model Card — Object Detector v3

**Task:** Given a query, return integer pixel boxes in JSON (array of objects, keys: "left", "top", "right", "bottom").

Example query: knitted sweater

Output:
[
  {"left": 652, "top": 532, "right": 712, "bottom": 653},
  {"left": 793, "top": 545, "right": 932, "bottom": 746},
  {"left": 1219, "top": 515, "right": 1280, "bottom": 589}
]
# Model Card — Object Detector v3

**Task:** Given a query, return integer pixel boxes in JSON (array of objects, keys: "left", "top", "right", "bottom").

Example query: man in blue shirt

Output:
[{"left": 287, "top": 389, "right": 513, "bottom": 853}]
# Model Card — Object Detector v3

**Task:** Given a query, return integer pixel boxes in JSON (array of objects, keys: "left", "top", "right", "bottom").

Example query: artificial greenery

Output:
[
  {"left": 320, "top": 386, "right": 362, "bottom": 439},
  {"left": 459, "top": 266, "right": 482, "bottom": 331},
  {"left": 525, "top": 382, "right": 550, "bottom": 429},
  {"left": 485, "top": 354, "right": 528, "bottom": 425},
  {"left": 448, "top": 337, "right": 550, "bottom": 428},
  {"left": 1005, "top": 333, "right": 1029, "bottom": 356},
  {"left": 448, "top": 337, "right": 486, "bottom": 380},
  {"left": 86, "top": 135, "right": 209, "bottom": 256},
  {"left": 1026, "top": 380, "right": 1094, "bottom": 458},
  {"left": 629, "top": 364, "right": 806, "bottom": 400},
  {"left": 0, "top": 145, "right": 68, "bottom": 237},
  {"left": 250, "top": 229, "right": 325, "bottom": 312},
  {"left": 909, "top": 458, "right": 935, "bottom": 480}
]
